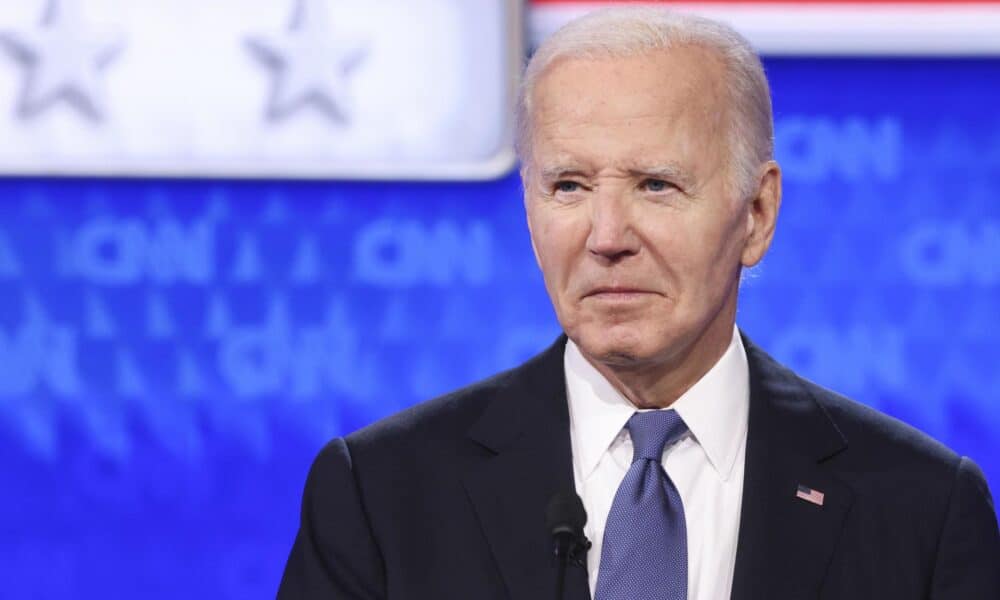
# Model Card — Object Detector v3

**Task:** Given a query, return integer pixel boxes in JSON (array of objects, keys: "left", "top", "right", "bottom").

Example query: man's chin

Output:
[{"left": 572, "top": 328, "right": 661, "bottom": 368}]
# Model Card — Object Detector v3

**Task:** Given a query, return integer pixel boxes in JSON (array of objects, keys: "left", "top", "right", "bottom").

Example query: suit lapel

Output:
[
  {"left": 730, "top": 335, "right": 854, "bottom": 600},
  {"left": 462, "top": 337, "right": 591, "bottom": 600}
]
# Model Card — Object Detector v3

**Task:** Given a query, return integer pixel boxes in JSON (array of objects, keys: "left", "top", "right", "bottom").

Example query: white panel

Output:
[
  {"left": 0, "top": 0, "right": 522, "bottom": 179},
  {"left": 531, "top": 2, "right": 1000, "bottom": 56}
]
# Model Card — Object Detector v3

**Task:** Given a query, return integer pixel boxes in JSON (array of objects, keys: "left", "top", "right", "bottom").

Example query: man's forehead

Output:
[
  {"left": 528, "top": 116, "right": 711, "bottom": 171},
  {"left": 533, "top": 45, "right": 727, "bottom": 103},
  {"left": 529, "top": 49, "right": 729, "bottom": 137}
]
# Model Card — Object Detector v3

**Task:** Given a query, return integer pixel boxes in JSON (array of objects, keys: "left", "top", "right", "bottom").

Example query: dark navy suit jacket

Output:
[{"left": 277, "top": 334, "right": 1000, "bottom": 599}]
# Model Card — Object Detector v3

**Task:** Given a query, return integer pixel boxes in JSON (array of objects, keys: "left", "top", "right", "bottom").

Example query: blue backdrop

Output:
[{"left": 2, "top": 58, "right": 998, "bottom": 598}]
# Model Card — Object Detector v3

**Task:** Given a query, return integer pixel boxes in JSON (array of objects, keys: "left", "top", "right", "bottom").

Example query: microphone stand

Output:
[
  {"left": 553, "top": 530, "right": 590, "bottom": 600},
  {"left": 547, "top": 491, "right": 591, "bottom": 600},
  {"left": 556, "top": 561, "right": 567, "bottom": 600}
]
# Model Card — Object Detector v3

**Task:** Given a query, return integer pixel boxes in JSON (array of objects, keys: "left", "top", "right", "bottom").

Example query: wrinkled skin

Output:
[{"left": 522, "top": 45, "right": 782, "bottom": 407}]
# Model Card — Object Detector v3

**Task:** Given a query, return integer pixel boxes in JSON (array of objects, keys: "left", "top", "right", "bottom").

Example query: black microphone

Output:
[{"left": 546, "top": 491, "right": 591, "bottom": 600}]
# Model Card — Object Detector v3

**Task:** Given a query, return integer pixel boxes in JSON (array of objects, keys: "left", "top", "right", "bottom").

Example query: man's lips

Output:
[{"left": 583, "top": 287, "right": 657, "bottom": 298}]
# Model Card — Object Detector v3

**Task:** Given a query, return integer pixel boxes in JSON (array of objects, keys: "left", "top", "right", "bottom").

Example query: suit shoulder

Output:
[
  {"left": 343, "top": 359, "right": 525, "bottom": 452},
  {"left": 745, "top": 337, "right": 962, "bottom": 474},
  {"left": 797, "top": 374, "right": 961, "bottom": 474}
]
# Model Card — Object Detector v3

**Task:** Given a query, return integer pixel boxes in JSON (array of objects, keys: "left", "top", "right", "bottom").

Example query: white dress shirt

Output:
[{"left": 565, "top": 326, "right": 750, "bottom": 600}]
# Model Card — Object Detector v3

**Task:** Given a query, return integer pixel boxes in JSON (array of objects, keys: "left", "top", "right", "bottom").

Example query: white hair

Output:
[{"left": 516, "top": 7, "right": 774, "bottom": 198}]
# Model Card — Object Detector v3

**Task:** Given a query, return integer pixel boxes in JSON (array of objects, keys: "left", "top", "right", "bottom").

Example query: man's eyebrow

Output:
[
  {"left": 629, "top": 165, "right": 695, "bottom": 187},
  {"left": 535, "top": 164, "right": 695, "bottom": 187},
  {"left": 538, "top": 165, "right": 591, "bottom": 181}
]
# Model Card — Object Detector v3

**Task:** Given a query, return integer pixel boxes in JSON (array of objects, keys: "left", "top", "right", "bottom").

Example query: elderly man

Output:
[{"left": 277, "top": 8, "right": 1000, "bottom": 600}]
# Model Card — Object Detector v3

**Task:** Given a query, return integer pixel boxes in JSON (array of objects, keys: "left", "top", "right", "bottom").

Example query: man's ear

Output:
[{"left": 741, "top": 160, "right": 782, "bottom": 268}]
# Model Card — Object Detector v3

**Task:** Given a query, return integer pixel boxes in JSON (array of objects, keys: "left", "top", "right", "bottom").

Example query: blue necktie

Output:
[{"left": 594, "top": 410, "right": 689, "bottom": 600}]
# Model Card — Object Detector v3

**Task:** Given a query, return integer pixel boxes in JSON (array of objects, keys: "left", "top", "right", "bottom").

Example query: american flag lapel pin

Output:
[{"left": 796, "top": 483, "right": 825, "bottom": 506}]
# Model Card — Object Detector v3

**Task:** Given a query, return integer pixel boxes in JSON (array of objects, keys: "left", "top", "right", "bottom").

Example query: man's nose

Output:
[{"left": 585, "top": 193, "right": 640, "bottom": 262}]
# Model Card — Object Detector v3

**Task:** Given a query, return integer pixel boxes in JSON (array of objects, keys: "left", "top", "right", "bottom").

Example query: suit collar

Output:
[
  {"left": 730, "top": 332, "right": 853, "bottom": 600},
  {"left": 465, "top": 335, "right": 569, "bottom": 453},
  {"left": 463, "top": 335, "right": 592, "bottom": 600},
  {"left": 742, "top": 335, "right": 848, "bottom": 461}
]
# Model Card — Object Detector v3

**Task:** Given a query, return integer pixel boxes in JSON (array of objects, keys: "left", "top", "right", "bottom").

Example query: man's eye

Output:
[
  {"left": 554, "top": 181, "right": 581, "bottom": 193},
  {"left": 642, "top": 179, "right": 673, "bottom": 192}
]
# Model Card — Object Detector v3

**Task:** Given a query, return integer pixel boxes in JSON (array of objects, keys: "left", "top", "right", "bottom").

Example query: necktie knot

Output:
[{"left": 627, "top": 409, "right": 687, "bottom": 462}]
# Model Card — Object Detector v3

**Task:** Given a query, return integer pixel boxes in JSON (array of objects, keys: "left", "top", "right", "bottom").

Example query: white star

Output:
[
  {"left": 246, "top": 0, "right": 367, "bottom": 124},
  {"left": 0, "top": 0, "right": 124, "bottom": 121}
]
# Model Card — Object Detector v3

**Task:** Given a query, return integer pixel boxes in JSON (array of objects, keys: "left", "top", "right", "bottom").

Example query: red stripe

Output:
[{"left": 533, "top": 1, "right": 1000, "bottom": 5}]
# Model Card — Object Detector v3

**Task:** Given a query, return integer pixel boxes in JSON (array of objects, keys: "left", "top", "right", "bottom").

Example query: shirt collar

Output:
[{"left": 565, "top": 326, "right": 749, "bottom": 482}]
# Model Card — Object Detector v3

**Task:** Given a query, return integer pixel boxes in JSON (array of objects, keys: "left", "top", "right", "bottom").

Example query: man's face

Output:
[{"left": 524, "top": 46, "right": 776, "bottom": 370}]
